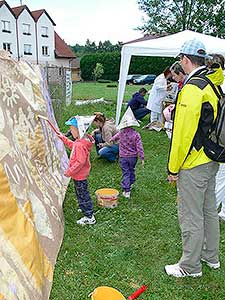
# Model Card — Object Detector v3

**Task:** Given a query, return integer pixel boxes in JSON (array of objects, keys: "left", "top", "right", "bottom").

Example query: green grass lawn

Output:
[
  {"left": 72, "top": 81, "right": 149, "bottom": 102},
  {"left": 50, "top": 83, "right": 225, "bottom": 300}
]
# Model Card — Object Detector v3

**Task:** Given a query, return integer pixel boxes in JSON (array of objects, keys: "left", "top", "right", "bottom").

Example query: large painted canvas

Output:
[{"left": 0, "top": 51, "right": 69, "bottom": 299}]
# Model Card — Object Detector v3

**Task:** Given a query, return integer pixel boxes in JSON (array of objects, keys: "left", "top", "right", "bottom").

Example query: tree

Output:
[
  {"left": 84, "top": 39, "right": 97, "bottom": 52},
  {"left": 92, "top": 63, "right": 104, "bottom": 81},
  {"left": 137, "top": 0, "right": 225, "bottom": 37}
]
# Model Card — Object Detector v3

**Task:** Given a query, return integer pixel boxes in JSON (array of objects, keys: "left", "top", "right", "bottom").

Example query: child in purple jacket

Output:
[{"left": 111, "top": 107, "right": 144, "bottom": 198}]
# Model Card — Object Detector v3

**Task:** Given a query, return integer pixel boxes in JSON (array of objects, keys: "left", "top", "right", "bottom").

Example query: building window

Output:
[
  {"left": 3, "top": 42, "right": 12, "bottom": 53},
  {"left": 59, "top": 67, "right": 63, "bottom": 76},
  {"left": 41, "top": 26, "right": 48, "bottom": 37},
  {"left": 23, "top": 23, "right": 31, "bottom": 35},
  {"left": 42, "top": 46, "right": 49, "bottom": 56},
  {"left": 2, "top": 20, "right": 11, "bottom": 33},
  {"left": 24, "top": 44, "right": 32, "bottom": 55}
]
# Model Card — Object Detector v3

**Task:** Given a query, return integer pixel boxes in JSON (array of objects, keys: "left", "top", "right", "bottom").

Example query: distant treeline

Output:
[
  {"left": 70, "top": 39, "right": 122, "bottom": 55},
  {"left": 71, "top": 39, "right": 175, "bottom": 81}
]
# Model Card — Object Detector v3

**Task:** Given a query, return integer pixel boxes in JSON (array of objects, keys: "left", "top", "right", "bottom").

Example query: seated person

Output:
[
  {"left": 127, "top": 87, "right": 149, "bottom": 120},
  {"left": 92, "top": 112, "right": 119, "bottom": 162}
]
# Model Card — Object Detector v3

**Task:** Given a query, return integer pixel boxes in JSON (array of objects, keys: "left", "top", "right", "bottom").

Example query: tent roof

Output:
[
  {"left": 122, "top": 30, "right": 225, "bottom": 57},
  {"left": 116, "top": 30, "right": 225, "bottom": 124}
]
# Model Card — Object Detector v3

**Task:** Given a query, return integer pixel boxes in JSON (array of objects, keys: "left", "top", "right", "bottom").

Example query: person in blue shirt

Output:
[{"left": 127, "top": 87, "right": 149, "bottom": 120}]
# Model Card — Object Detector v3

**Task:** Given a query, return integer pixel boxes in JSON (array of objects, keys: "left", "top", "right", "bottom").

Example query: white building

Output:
[
  {"left": 0, "top": 1, "right": 17, "bottom": 58},
  {"left": 0, "top": 0, "right": 75, "bottom": 67},
  {"left": 12, "top": 5, "right": 37, "bottom": 63},
  {"left": 32, "top": 9, "right": 56, "bottom": 65}
]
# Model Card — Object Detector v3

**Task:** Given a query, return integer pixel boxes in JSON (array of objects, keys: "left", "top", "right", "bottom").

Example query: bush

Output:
[
  {"left": 81, "top": 52, "right": 121, "bottom": 81},
  {"left": 80, "top": 52, "right": 176, "bottom": 81}
]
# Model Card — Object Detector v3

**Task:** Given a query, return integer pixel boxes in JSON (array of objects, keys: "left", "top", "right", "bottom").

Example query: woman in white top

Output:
[{"left": 147, "top": 67, "right": 171, "bottom": 124}]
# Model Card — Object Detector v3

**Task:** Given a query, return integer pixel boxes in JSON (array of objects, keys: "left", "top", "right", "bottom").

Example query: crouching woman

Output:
[{"left": 92, "top": 112, "right": 119, "bottom": 162}]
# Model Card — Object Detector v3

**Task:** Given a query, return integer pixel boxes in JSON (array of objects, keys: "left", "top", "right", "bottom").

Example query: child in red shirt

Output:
[{"left": 57, "top": 116, "right": 96, "bottom": 225}]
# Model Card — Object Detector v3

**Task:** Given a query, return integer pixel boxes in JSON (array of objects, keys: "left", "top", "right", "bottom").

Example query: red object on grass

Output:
[{"left": 127, "top": 285, "right": 147, "bottom": 300}]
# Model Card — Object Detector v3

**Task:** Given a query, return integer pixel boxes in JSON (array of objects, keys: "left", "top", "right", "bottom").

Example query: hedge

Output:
[{"left": 80, "top": 52, "right": 176, "bottom": 81}]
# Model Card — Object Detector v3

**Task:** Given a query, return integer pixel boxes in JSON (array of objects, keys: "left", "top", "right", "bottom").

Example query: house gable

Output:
[
  {"left": 32, "top": 9, "right": 56, "bottom": 26},
  {"left": 0, "top": 1, "right": 17, "bottom": 57},
  {"left": 34, "top": 12, "right": 55, "bottom": 64},
  {"left": 12, "top": 5, "right": 36, "bottom": 61}
]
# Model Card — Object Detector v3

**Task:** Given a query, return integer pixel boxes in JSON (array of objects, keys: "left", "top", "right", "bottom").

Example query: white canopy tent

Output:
[{"left": 116, "top": 30, "right": 225, "bottom": 124}]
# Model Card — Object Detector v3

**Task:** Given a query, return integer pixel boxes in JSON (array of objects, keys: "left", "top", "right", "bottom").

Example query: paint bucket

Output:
[
  {"left": 90, "top": 286, "right": 125, "bottom": 300},
  {"left": 95, "top": 188, "right": 119, "bottom": 208}
]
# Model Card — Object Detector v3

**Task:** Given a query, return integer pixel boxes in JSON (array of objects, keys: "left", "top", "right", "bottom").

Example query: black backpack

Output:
[{"left": 195, "top": 74, "right": 225, "bottom": 162}]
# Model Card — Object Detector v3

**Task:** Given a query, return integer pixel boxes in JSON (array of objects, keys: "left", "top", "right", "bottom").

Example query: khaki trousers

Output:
[{"left": 177, "top": 161, "right": 219, "bottom": 274}]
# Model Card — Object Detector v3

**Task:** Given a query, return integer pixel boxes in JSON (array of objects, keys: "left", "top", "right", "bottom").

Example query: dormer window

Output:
[
  {"left": 24, "top": 44, "right": 32, "bottom": 55},
  {"left": 23, "top": 23, "right": 31, "bottom": 35},
  {"left": 41, "top": 26, "right": 48, "bottom": 38},
  {"left": 2, "top": 20, "right": 11, "bottom": 33}
]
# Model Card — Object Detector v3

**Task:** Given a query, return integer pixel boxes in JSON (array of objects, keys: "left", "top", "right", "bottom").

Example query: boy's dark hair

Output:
[
  {"left": 181, "top": 54, "right": 205, "bottom": 66},
  {"left": 170, "top": 62, "right": 185, "bottom": 75},
  {"left": 139, "top": 87, "right": 147, "bottom": 94}
]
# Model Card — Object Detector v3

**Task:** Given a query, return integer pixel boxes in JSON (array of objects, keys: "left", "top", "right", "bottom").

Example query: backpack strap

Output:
[{"left": 196, "top": 74, "right": 222, "bottom": 99}]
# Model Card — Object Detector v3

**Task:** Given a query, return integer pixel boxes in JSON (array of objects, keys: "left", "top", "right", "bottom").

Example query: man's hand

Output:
[
  {"left": 167, "top": 174, "right": 179, "bottom": 183},
  {"left": 141, "top": 160, "right": 145, "bottom": 167}
]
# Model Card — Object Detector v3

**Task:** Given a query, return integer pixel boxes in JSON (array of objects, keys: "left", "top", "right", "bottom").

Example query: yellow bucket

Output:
[
  {"left": 95, "top": 188, "right": 119, "bottom": 208},
  {"left": 90, "top": 286, "right": 126, "bottom": 300}
]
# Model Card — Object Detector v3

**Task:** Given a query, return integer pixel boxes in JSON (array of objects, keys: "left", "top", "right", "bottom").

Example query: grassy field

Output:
[
  {"left": 72, "top": 81, "right": 144, "bottom": 102},
  {"left": 50, "top": 82, "right": 225, "bottom": 300}
]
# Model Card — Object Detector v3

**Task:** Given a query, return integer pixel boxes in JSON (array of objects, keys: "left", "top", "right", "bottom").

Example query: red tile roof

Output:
[
  {"left": 12, "top": 5, "right": 35, "bottom": 20},
  {"left": 31, "top": 9, "right": 56, "bottom": 26},
  {"left": 54, "top": 32, "right": 75, "bottom": 59}
]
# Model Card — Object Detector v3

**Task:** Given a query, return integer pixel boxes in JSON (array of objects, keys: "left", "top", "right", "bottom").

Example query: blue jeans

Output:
[
  {"left": 94, "top": 132, "right": 104, "bottom": 153},
  {"left": 133, "top": 107, "right": 150, "bottom": 120},
  {"left": 73, "top": 179, "right": 94, "bottom": 218},
  {"left": 98, "top": 144, "right": 119, "bottom": 162},
  {"left": 94, "top": 132, "right": 119, "bottom": 162}
]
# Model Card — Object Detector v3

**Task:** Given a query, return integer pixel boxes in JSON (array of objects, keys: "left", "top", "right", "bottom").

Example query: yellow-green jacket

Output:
[{"left": 168, "top": 66, "right": 224, "bottom": 175}]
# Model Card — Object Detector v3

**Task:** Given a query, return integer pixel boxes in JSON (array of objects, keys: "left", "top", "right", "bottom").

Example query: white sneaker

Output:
[
  {"left": 77, "top": 215, "right": 96, "bottom": 226},
  {"left": 122, "top": 191, "right": 130, "bottom": 198},
  {"left": 165, "top": 263, "right": 202, "bottom": 278},
  {"left": 201, "top": 258, "right": 220, "bottom": 269}
]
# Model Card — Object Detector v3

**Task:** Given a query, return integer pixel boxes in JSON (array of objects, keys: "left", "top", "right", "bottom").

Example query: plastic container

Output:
[
  {"left": 95, "top": 188, "right": 119, "bottom": 208},
  {"left": 90, "top": 286, "right": 125, "bottom": 300}
]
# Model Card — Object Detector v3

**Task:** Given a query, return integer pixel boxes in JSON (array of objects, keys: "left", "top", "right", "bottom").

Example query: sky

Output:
[{"left": 7, "top": 0, "right": 146, "bottom": 45}]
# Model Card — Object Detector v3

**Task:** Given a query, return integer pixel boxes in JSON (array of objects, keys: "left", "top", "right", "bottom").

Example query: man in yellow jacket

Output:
[{"left": 165, "top": 39, "right": 224, "bottom": 278}]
